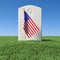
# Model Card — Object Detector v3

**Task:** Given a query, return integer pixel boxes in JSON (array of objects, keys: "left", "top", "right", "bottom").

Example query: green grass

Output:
[{"left": 0, "top": 36, "right": 60, "bottom": 60}]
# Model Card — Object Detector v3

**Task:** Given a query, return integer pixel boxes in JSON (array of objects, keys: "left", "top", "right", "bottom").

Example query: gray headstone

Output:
[{"left": 18, "top": 5, "right": 42, "bottom": 41}]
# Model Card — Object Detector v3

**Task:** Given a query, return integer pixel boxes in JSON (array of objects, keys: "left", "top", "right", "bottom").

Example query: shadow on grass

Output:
[
  {"left": 42, "top": 39, "right": 52, "bottom": 41},
  {"left": 42, "top": 39, "right": 57, "bottom": 42},
  {"left": 42, "top": 39, "right": 60, "bottom": 43}
]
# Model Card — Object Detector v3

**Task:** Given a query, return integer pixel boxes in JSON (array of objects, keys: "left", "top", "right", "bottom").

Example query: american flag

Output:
[{"left": 23, "top": 11, "right": 40, "bottom": 38}]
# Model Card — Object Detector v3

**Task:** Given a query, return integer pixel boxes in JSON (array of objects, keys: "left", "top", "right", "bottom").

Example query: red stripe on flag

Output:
[
  {"left": 30, "top": 18, "right": 40, "bottom": 30},
  {"left": 27, "top": 21, "right": 35, "bottom": 37},
  {"left": 23, "top": 18, "right": 40, "bottom": 38},
  {"left": 28, "top": 20, "right": 35, "bottom": 34},
  {"left": 26, "top": 23, "right": 33, "bottom": 38},
  {"left": 29, "top": 19, "right": 39, "bottom": 32}
]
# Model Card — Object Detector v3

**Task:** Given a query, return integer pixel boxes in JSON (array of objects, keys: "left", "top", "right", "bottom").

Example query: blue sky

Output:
[{"left": 0, "top": 0, "right": 60, "bottom": 36}]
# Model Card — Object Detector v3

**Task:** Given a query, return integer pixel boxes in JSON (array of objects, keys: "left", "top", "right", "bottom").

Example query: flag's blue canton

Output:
[{"left": 24, "top": 11, "right": 30, "bottom": 22}]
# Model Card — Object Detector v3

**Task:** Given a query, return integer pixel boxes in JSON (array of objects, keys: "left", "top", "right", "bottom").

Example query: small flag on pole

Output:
[{"left": 23, "top": 11, "right": 40, "bottom": 38}]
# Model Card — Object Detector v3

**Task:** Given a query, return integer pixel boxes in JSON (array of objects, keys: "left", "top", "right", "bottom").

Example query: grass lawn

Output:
[{"left": 0, "top": 36, "right": 60, "bottom": 60}]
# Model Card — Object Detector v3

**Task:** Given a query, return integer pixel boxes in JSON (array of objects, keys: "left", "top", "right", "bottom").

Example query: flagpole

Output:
[{"left": 23, "top": 8, "right": 26, "bottom": 40}]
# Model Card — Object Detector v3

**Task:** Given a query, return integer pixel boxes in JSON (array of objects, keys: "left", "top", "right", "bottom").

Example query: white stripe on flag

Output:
[{"left": 23, "top": 18, "right": 40, "bottom": 38}]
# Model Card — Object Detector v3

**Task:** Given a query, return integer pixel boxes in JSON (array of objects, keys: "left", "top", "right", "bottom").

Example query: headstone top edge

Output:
[{"left": 18, "top": 5, "right": 41, "bottom": 9}]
